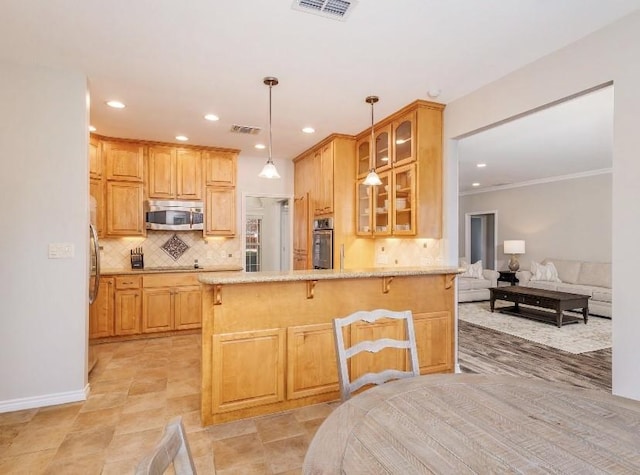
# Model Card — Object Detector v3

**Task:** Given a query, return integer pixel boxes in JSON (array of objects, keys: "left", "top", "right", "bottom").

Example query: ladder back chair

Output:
[
  {"left": 135, "top": 416, "right": 197, "bottom": 475},
  {"left": 333, "top": 308, "right": 420, "bottom": 401}
]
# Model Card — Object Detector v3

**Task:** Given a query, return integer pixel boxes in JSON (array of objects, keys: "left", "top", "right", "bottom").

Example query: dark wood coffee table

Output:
[{"left": 489, "top": 286, "right": 590, "bottom": 328}]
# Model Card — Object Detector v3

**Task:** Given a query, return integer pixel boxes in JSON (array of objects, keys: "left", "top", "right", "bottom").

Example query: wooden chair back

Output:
[
  {"left": 135, "top": 417, "right": 197, "bottom": 475},
  {"left": 333, "top": 308, "right": 420, "bottom": 401}
]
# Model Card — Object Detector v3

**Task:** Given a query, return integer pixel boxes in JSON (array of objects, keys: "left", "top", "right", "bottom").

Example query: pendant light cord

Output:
[
  {"left": 268, "top": 82, "right": 273, "bottom": 164},
  {"left": 370, "top": 99, "right": 375, "bottom": 171}
]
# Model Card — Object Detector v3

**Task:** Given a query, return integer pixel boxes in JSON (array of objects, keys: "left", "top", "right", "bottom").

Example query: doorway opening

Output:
[
  {"left": 464, "top": 211, "right": 497, "bottom": 270},
  {"left": 243, "top": 193, "right": 292, "bottom": 272}
]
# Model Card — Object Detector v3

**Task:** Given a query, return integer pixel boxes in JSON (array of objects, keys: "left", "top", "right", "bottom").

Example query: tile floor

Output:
[{"left": 0, "top": 335, "right": 337, "bottom": 474}]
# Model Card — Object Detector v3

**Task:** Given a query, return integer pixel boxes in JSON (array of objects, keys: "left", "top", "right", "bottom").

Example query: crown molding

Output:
[{"left": 459, "top": 168, "right": 612, "bottom": 196}]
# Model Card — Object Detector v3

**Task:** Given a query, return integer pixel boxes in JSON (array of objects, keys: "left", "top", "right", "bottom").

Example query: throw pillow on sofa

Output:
[
  {"left": 530, "top": 261, "right": 562, "bottom": 282},
  {"left": 461, "top": 260, "right": 485, "bottom": 279}
]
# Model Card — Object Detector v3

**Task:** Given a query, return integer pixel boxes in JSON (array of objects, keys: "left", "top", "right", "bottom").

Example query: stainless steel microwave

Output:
[{"left": 145, "top": 200, "right": 204, "bottom": 231}]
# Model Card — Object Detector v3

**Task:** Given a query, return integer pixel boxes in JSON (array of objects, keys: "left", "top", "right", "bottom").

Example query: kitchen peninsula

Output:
[{"left": 198, "top": 266, "right": 460, "bottom": 426}]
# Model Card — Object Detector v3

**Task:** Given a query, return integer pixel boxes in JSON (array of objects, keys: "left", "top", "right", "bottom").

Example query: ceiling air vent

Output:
[
  {"left": 291, "top": 0, "right": 357, "bottom": 21},
  {"left": 230, "top": 124, "right": 261, "bottom": 135}
]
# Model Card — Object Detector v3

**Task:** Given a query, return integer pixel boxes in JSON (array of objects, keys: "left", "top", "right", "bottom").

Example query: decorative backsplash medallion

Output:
[{"left": 161, "top": 234, "right": 190, "bottom": 260}]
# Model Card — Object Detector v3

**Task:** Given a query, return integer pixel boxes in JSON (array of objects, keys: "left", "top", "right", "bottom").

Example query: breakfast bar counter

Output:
[{"left": 198, "top": 266, "right": 461, "bottom": 426}]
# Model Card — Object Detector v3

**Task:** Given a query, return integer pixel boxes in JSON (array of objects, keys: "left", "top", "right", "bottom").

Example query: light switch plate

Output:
[{"left": 48, "top": 243, "right": 75, "bottom": 259}]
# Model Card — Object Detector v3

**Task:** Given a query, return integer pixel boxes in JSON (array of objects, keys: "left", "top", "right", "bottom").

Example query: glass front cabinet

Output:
[{"left": 354, "top": 101, "right": 444, "bottom": 239}]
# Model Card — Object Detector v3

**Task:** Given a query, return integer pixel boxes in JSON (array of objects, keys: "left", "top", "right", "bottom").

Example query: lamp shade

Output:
[{"left": 504, "top": 240, "right": 525, "bottom": 254}]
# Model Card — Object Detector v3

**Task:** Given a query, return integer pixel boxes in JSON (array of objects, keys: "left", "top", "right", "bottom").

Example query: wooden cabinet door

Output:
[
  {"left": 391, "top": 163, "right": 416, "bottom": 236},
  {"left": 413, "top": 311, "right": 453, "bottom": 374},
  {"left": 292, "top": 251, "right": 308, "bottom": 271},
  {"left": 320, "top": 144, "right": 334, "bottom": 215},
  {"left": 212, "top": 329, "right": 285, "bottom": 413},
  {"left": 356, "top": 136, "right": 371, "bottom": 179},
  {"left": 104, "top": 141, "right": 144, "bottom": 182},
  {"left": 203, "top": 151, "right": 236, "bottom": 186},
  {"left": 287, "top": 324, "right": 340, "bottom": 399},
  {"left": 114, "top": 289, "right": 141, "bottom": 335},
  {"left": 205, "top": 187, "right": 235, "bottom": 236},
  {"left": 293, "top": 193, "right": 309, "bottom": 254},
  {"left": 374, "top": 124, "right": 392, "bottom": 172},
  {"left": 392, "top": 110, "right": 417, "bottom": 167},
  {"left": 147, "top": 146, "right": 176, "bottom": 199},
  {"left": 142, "top": 288, "right": 173, "bottom": 333},
  {"left": 106, "top": 181, "right": 144, "bottom": 236},
  {"left": 89, "top": 136, "right": 102, "bottom": 178},
  {"left": 89, "top": 277, "right": 114, "bottom": 339},
  {"left": 176, "top": 149, "right": 202, "bottom": 200},
  {"left": 174, "top": 285, "right": 202, "bottom": 330},
  {"left": 312, "top": 150, "right": 322, "bottom": 215},
  {"left": 89, "top": 177, "right": 105, "bottom": 238}
]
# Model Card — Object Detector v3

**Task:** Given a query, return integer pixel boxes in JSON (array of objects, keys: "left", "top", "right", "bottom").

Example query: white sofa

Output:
[
  {"left": 517, "top": 258, "right": 611, "bottom": 318},
  {"left": 457, "top": 259, "right": 499, "bottom": 302}
]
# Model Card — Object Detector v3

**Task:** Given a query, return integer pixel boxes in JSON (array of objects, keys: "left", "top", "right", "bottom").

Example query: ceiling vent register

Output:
[
  {"left": 230, "top": 124, "right": 261, "bottom": 135},
  {"left": 292, "top": 0, "right": 357, "bottom": 21}
]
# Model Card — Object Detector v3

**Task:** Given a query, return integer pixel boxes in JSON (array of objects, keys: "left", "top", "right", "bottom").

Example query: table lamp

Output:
[{"left": 504, "top": 240, "right": 525, "bottom": 271}]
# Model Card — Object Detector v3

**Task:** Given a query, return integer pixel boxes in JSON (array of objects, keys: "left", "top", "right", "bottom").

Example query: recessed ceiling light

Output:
[
  {"left": 204, "top": 114, "right": 219, "bottom": 122},
  {"left": 477, "top": 163, "right": 487, "bottom": 168},
  {"left": 472, "top": 182, "right": 480, "bottom": 187},
  {"left": 175, "top": 135, "right": 189, "bottom": 141},
  {"left": 255, "top": 144, "right": 266, "bottom": 150},
  {"left": 302, "top": 127, "right": 315, "bottom": 134},
  {"left": 106, "top": 100, "right": 125, "bottom": 109},
  {"left": 88, "top": 125, "right": 96, "bottom": 132}
]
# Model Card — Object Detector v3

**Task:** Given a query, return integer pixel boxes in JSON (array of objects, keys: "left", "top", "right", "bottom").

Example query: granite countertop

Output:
[
  {"left": 198, "top": 266, "right": 464, "bottom": 285},
  {"left": 101, "top": 265, "right": 243, "bottom": 276}
]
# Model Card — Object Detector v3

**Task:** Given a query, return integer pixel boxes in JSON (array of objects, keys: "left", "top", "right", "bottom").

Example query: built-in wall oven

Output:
[{"left": 312, "top": 217, "right": 333, "bottom": 270}]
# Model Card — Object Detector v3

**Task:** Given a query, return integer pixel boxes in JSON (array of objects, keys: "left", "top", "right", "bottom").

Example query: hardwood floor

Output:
[{"left": 458, "top": 320, "right": 612, "bottom": 391}]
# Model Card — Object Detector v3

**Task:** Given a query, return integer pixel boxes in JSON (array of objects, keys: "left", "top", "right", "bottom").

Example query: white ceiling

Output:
[
  {"left": 458, "top": 86, "right": 614, "bottom": 193},
  {"left": 0, "top": 1, "right": 636, "bottom": 178}
]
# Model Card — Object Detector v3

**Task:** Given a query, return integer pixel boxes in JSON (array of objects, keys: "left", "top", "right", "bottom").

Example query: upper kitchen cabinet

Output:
[
  {"left": 205, "top": 187, "right": 235, "bottom": 236},
  {"left": 147, "top": 146, "right": 202, "bottom": 200},
  {"left": 203, "top": 149, "right": 238, "bottom": 237},
  {"left": 392, "top": 110, "right": 417, "bottom": 167},
  {"left": 106, "top": 181, "right": 145, "bottom": 236},
  {"left": 313, "top": 144, "right": 334, "bottom": 216},
  {"left": 203, "top": 151, "right": 236, "bottom": 187},
  {"left": 355, "top": 100, "right": 444, "bottom": 238},
  {"left": 103, "top": 140, "right": 144, "bottom": 182},
  {"left": 356, "top": 137, "right": 370, "bottom": 179},
  {"left": 374, "top": 124, "right": 392, "bottom": 172},
  {"left": 89, "top": 136, "right": 102, "bottom": 178}
]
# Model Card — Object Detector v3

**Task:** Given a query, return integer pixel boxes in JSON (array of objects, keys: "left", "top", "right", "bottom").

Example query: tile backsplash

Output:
[
  {"left": 373, "top": 238, "right": 444, "bottom": 267},
  {"left": 99, "top": 231, "right": 242, "bottom": 270}
]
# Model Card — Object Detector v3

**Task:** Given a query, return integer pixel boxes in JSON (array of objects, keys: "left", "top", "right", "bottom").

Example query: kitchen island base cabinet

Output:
[{"left": 200, "top": 270, "right": 457, "bottom": 426}]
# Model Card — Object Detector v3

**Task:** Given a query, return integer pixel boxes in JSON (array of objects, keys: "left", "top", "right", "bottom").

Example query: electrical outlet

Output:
[{"left": 48, "top": 243, "right": 74, "bottom": 259}]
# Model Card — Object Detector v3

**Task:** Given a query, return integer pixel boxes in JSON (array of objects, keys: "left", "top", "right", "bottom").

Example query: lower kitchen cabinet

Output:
[
  {"left": 115, "top": 289, "right": 142, "bottom": 335},
  {"left": 287, "top": 324, "right": 340, "bottom": 399},
  {"left": 142, "top": 273, "right": 202, "bottom": 333},
  {"left": 89, "top": 277, "right": 114, "bottom": 339},
  {"left": 212, "top": 328, "right": 286, "bottom": 413},
  {"left": 413, "top": 311, "right": 452, "bottom": 374},
  {"left": 90, "top": 272, "right": 201, "bottom": 340}
]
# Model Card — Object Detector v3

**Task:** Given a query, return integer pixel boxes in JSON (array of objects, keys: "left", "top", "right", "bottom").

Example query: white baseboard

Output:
[
  {"left": 454, "top": 363, "right": 463, "bottom": 374},
  {"left": 0, "top": 385, "right": 89, "bottom": 414}
]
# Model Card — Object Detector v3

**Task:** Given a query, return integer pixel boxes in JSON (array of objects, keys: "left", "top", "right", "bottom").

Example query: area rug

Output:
[{"left": 458, "top": 302, "right": 611, "bottom": 355}]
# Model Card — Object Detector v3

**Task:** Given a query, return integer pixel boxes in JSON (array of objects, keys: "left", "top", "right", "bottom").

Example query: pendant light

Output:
[
  {"left": 363, "top": 95, "right": 382, "bottom": 186},
  {"left": 259, "top": 76, "right": 281, "bottom": 179}
]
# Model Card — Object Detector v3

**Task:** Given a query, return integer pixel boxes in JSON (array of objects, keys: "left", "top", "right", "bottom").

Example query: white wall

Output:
[
  {"left": 459, "top": 173, "right": 612, "bottom": 269},
  {"left": 0, "top": 60, "right": 88, "bottom": 410},
  {"left": 443, "top": 11, "right": 640, "bottom": 399}
]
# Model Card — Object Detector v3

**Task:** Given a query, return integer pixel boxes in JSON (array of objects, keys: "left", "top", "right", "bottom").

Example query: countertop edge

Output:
[
  {"left": 198, "top": 266, "right": 465, "bottom": 285},
  {"left": 101, "top": 266, "right": 243, "bottom": 276}
]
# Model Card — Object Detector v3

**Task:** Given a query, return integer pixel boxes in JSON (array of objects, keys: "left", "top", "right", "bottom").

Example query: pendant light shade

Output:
[
  {"left": 363, "top": 95, "right": 382, "bottom": 186},
  {"left": 259, "top": 76, "right": 281, "bottom": 179}
]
